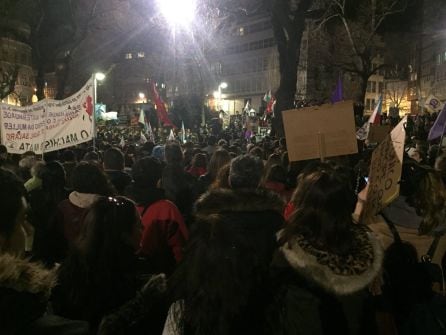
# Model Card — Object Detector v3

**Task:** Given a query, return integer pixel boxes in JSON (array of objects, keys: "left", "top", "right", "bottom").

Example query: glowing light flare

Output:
[{"left": 157, "top": 0, "right": 197, "bottom": 27}]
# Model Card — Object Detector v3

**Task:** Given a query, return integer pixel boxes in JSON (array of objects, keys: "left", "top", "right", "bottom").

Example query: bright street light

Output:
[
  {"left": 139, "top": 92, "right": 145, "bottom": 99},
  {"left": 219, "top": 82, "right": 228, "bottom": 89},
  {"left": 95, "top": 72, "right": 105, "bottom": 81},
  {"left": 157, "top": 0, "right": 197, "bottom": 27}
]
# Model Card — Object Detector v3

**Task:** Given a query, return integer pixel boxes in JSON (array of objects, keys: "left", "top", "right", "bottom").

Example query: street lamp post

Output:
[{"left": 93, "top": 72, "right": 105, "bottom": 150}]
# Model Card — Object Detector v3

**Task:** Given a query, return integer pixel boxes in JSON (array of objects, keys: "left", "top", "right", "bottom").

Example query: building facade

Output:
[{"left": 0, "top": 19, "right": 34, "bottom": 106}]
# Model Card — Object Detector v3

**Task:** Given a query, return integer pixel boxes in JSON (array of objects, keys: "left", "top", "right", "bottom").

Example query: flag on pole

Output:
[
  {"left": 138, "top": 109, "right": 146, "bottom": 130},
  {"left": 140, "top": 132, "right": 147, "bottom": 144},
  {"left": 425, "top": 95, "right": 444, "bottom": 113},
  {"left": 428, "top": 103, "right": 446, "bottom": 141},
  {"left": 369, "top": 95, "right": 383, "bottom": 125},
  {"left": 356, "top": 95, "right": 383, "bottom": 140},
  {"left": 147, "top": 121, "right": 155, "bottom": 143},
  {"left": 244, "top": 100, "right": 250, "bottom": 112},
  {"left": 150, "top": 82, "right": 176, "bottom": 128},
  {"left": 263, "top": 90, "right": 271, "bottom": 103},
  {"left": 330, "top": 75, "right": 343, "bottom": 103},
  {"left": 168, "top": 129, "right": 176, "bottom": 141},
  {"left": 181, "top": 121, "right": 186, "bottom": 144},
  {"left": 266, "top": 96, "right": 276, "bottom": 115}
]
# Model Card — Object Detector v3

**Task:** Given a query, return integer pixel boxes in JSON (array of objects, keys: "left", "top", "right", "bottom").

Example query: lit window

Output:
[
  {"left": 137, "top": 52, "right": 145, "bottom": 58},
  {"left": 125, "top": 53, "right": 132, "bottom": 59}
]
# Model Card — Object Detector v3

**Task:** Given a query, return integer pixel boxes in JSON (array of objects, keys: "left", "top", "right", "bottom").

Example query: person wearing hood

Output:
[
  {"left": 0, "top": 168, "right": 89, "bottom": 334},
  {"left": 270, "top": 163, "right": 383, "bottom": 335},
  {"left": 50, "top": 162, "right": 116, "bottom": 262}
]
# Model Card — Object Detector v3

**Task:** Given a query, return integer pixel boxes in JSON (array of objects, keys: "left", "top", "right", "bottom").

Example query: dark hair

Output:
[
  {"left": 41, "top": 161, "right": 66, "bottom": 191},
  {"left": 71, "top": 162, "right": 115, "bottom": 195},
  {"left": 229, "top": 154, "right": 264, "bottom": 189},
  {"left": 83, "top": 151, "right": 100, "bottom": 162},
  {"left": 79, "top": 196, "right": 139, "bottom": 262},
  {"left": 191, "top": 153, "right": 207, "bottom": 169},
  {"left": 169, "top": 210, "right": 278, "bottom": 335},
  {"left": 131, "top": 157, "right": 163, "bottom": 188},
  {"left": 0, "top": 169, "right": 26, "bottom": 237},
  {"left": 207, "top": 135, "right": 217, "bottom": 146},
  {"left": 264, "top": 164, "right": 287, "bottom": 184},
  {"left": 165, "top": 142, "right": 184, "bottom": 166},
  {"left": 283, "top": 163, "right": 355, "bottom": 255},
  {"left": 207, "top": 149, "right": 231, "bottom": 182},
  {"left": 103, "top": 147, "right": 125, "bottom": 171}
]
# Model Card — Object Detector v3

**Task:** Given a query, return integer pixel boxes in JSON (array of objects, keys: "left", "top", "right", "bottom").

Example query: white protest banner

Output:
[
  {"left": 0, "top": 77, "right": 94, "bottom": 154},
  {"left": 361, "top": 117, "right": 407, "bottom": 222},
  {"left": 282, "top": 100, "right": 358, "bottom": 162},
  {"left": 0, "top": 100, "right": 47, "bottom": 153}
]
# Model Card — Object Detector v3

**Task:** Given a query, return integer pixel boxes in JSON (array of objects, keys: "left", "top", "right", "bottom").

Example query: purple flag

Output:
[
  {"left": 428, "top": 103, "right": 446, "bottom": 141},
  {"left": 330, "top": 75, "right": 343, "bottom": 103}
]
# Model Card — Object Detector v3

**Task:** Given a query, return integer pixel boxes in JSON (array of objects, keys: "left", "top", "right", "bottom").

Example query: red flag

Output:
[
  {"left": 150, "top": 82, "right": 176, "bottom": 128},
  {"left": 266, "top": 96, "right": 275, "bottom": 114}
]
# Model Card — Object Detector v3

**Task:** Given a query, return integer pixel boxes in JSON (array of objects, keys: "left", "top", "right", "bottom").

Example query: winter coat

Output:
[
  {"left": 0, "top": 253, "right": 90, "bottom": 335},
  {"left": 50, "top": 191, "right": 99, "bottom": 261},
  {"left": 163, "top": 187, "right": 285, "bottom": 335},
  {"left": 126, "top": 184, "right": 189, "bottom": 275},
  {"left": 270, "top": 224, "right": 383, "bottom": 335}
]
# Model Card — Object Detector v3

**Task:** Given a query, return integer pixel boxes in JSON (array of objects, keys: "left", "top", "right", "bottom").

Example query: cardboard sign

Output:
[
  {"left": 368, "top": 124, "right": 391, "bottom": 143},
  {"left": 283, "top": 100, "right": 358, "bottom": 162},
  {"left": 361, "top": 117, "right": 407, "bottom": 221}
]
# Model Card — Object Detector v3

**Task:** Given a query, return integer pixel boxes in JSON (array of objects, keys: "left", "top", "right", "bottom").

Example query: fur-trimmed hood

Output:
[
  {"left": 69, "top": 190, "right": 99, "bottom": 209},
  {"left": 195, "top": 187, "right": 285, "bottom": 215},
  {"left": 279, "top": 226, "right": 383, "bottom": 296},
  {"left": 0, "top": 253, "right": 57, "bottom": 298}
]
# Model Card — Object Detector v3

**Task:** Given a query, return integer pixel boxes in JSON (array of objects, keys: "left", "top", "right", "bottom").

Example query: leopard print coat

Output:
[{"left": 279, "top": 225, "right": 383, "bottom": 295}]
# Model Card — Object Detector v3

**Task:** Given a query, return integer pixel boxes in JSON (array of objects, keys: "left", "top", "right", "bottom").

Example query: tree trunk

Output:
[{"left": 271, "top": 0, "right": 312, "bottom": 138}]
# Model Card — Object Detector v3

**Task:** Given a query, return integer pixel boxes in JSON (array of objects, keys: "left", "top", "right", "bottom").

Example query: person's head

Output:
[
  {"left": 263, "top": 164, "right": 287, "bottom": 184},
  {"left": 0, "top": 168, "right": 27, "bottom": 253},
  {"left": 165, "top": 142, "right": 183, "bottom": 166},
  {"left": 210, "top": 163, "right": 231, "bottom": 190},
  {"left": 71, "top": 162, "right": 115, "bottom": 196},
  {"left": 228, "top": 154, "right": 264, "bottom": 189},
  {"left": 103, "top": 147, "right": 125, "bottom": 171},
  {"left": 151, "top": 145, "right": 165, "bottom": 161},
  {"left": 207, "top": 135, "right": 217, "bottom": 146},
  {"left": 77, "top": 196, "right": 141, "bottom": 265},
  {"left": 0, "top": 144, "right": 7, "bottom": 160},
  {"left": 30, "top": 161, "right": 46, "bottom": 179},
  {"left": 207, "top": 149, "right": 231, "bottom": 181},
  {"left": 131, "top": 156, "right": 163, "bottom": 189},
  {"left": 191, "top": 153, "right": 207, "bottom": 169},
  {"left": 400, "top": 160, "right": 446, "bottom": 234},
  {"left": 282, "top": 163, "right": 356, "bottom": 254},
  {"left": 82, "top": 151, "right": 100, "bottom": 163},
  {"left": 40, "top": 161, "right": 66, "bottom": 191},
  {"left": 61, "top": 149, "right": 76, "bottom": 163}
]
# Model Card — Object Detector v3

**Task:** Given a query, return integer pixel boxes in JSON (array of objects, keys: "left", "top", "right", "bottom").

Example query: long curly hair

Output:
[{"left": 282, "top": 162, "right": 356, "bottom": 255}]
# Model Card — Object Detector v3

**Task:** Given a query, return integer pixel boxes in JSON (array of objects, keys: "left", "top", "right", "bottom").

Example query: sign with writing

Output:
[
  {"left": 368, "top": 124, "right": 391, "bottom": 144},
  {"left": 361, "top": 117, "right": 407, "bottom": 221},
  {"left": 0, "top": 78, "right": 94, "bottom": 154},
  {"left": 282, "top": 100, "right": 358, "bottom": 162}
]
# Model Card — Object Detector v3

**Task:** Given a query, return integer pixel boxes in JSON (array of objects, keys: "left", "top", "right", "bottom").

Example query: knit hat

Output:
[{"left": 229, "top": 154, "right": 263, "bottom": 189}]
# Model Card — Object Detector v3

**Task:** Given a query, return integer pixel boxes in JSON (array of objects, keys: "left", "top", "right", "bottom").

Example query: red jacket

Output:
[{"left": 137, "top": 200, "right": 188, "bottom": 274}]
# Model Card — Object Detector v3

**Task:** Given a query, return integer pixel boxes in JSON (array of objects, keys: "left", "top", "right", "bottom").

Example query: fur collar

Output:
[
  {"left": 69, "top": 191, "right": 99, "bottom": 208},
  {"left": 280, "top": 227, "right": 383, "bottom": 295},
  {"left": 0, "top": 254, "right": 57, "bottom": 298},
  {"left": 195, "top": 188, "right": 284, "bottom": 214}
]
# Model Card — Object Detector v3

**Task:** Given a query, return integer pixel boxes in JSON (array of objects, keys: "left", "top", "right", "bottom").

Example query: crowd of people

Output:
[{"left": 1, "top": 113, "right": 446, "bottom": 334}]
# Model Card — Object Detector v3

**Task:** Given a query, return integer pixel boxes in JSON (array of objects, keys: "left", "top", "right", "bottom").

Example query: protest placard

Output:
[
  {"left": 0, "top": 77, "right": 94, "bottom": 154},
  {"left": 282, "top": 100, "right": 358, "bottom": 162},
  {"left": 361, "top": 117, "right": 407, "bottom": 222}
]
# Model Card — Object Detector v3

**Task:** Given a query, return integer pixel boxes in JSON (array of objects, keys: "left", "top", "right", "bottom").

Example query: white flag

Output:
[
  {"left": 119, "top": 136, "right": 125, "bottom": 148},
  {"left": 181, "top": 121, "right": 186, "bottom": 144},
  {"left": 168, "top": 129, "right": 175, "bottom": 141}
]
